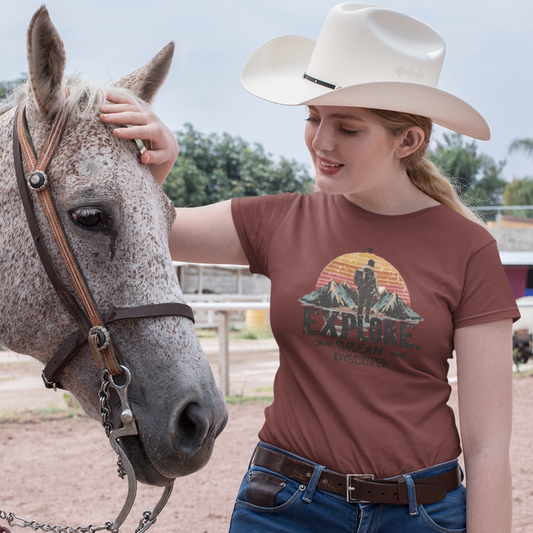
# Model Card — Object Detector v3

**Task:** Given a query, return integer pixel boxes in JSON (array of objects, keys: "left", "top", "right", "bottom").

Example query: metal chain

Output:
[
  {"left": 99, "top": 373, "right": 114, "bottom": 438},
  {"left": 134, "top": 511, "right": 156, "bottom": 533},
  {"left": 1, "top": 499, "right": 161, "bottom": 533},
  {"left": 99, "top": 372, "right": 126, "bottom": 479},
  {"left": 0, "top": 510, "right": 115, "bottom": 533}
]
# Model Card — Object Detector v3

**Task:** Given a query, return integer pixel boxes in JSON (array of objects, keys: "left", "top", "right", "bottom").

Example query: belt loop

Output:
[
  {"left": 302, "top": 464, "right": 325, "bottom": 504},
  {"left": 249, "top": 443, "right": 261, "bottom": 469},
  {"left": 404, "top": 474, "right": 419, "bottom": 516}
]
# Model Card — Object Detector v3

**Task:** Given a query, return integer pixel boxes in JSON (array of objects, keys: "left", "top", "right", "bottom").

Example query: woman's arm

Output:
[
  {"left": 455, "top": 319, "right": 513, "bottom": 533},
  {"left": 170, "top": 200, "right": 248, "bottom": 265},
  {"left": 99, "top": 93, "right": 178, "bottom": 186}
]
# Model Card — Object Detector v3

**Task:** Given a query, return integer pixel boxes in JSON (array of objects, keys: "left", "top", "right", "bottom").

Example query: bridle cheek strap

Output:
[
  {"left": 15, "top": 102, "right": 122, "bottom": 376},
  {"left": 13, "top": 103, "right": 195, "bottom": 388}
]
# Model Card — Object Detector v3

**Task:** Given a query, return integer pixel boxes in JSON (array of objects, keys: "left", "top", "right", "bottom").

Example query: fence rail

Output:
[{"left": 189, "top": 301, "right": 271, "bottom": 396}]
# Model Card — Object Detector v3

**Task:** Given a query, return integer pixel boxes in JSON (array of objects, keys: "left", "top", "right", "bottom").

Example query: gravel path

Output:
[{"left": 0, "top": 344, "right": 532, "bottom": 532}]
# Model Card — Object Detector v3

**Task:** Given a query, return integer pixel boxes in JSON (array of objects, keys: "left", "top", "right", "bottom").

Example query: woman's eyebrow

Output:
[{"left": 329, "top": 113, "right": 367, "bottom": 122}]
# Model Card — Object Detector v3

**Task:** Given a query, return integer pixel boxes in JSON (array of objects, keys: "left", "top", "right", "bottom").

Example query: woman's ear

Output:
[{"left": 396, "top": 126, "right": 425, "bottom": 159}]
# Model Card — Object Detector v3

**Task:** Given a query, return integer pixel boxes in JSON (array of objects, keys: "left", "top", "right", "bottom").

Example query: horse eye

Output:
[{"left": 71, "top": 208, "right": 108, "bottom": 229}]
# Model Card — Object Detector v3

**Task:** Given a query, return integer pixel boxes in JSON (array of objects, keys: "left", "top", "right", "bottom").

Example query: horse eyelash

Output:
[{"left": 73, "top": 208, "right": 101, "bottom": 218}]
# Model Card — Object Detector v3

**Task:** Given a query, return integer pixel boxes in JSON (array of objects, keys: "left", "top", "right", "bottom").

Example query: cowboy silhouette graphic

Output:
[{"left": 354, "top": 259, "right": 379, "bottom": 322}]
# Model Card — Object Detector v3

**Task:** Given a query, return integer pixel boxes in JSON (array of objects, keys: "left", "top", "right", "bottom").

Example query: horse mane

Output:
[{"left": 0, "top": 75, "right": 145, "bottom": 122}]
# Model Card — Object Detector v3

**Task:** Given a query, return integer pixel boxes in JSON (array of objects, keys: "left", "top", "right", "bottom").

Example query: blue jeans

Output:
[{"left": 229, "top": 443, "right": 466, "bottom": 533}]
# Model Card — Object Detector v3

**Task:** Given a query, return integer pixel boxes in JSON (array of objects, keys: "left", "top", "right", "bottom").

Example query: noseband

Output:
[{"left": 7, "top": 102, "right": 195, "bottom": 533}]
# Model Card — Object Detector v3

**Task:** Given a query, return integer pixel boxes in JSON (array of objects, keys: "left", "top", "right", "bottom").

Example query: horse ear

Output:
[
  {"left": 27, "top": 6, "right": 66, "bottom": 117},
  {"left": 114, "top": 42, "right": 174, "bottom": 104}
]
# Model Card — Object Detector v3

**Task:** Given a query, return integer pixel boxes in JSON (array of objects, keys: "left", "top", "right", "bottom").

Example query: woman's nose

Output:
[{"left": 312, "top": 124, "right": 335, "bottom": 152}]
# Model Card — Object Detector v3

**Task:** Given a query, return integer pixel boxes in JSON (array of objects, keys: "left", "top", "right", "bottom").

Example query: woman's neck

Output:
[{"left": 342, "top": 172, "right": 440, "bottom": 215}]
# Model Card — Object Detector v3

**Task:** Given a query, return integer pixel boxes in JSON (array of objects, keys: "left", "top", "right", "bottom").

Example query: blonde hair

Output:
[{"left": 367, "top": 109, "right": 485, "bottom": 226}]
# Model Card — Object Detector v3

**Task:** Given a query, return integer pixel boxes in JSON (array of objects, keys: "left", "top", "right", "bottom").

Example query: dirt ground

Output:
[{"left": 0, "top": 341, "right": 532, "bottom": 533}]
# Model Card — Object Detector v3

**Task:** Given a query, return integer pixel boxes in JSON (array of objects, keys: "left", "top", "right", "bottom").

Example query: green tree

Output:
[
  {"left": 509, "top": 138, "right": 533, "bottom": 159},
  {"left": 163, "top": 124, "right": 313, "bottom": 206},
  {"left": 0, "top": 75, "right": 27, "bottom": 101},
  {"left": 505, "top": 137, "right": 533, "bottom": 218},
  {"left": 503, "top": 178, "right": 533, "bottom": 218},
  {"left": 430, "top": 132, "right": 506, "bottom": 207}
]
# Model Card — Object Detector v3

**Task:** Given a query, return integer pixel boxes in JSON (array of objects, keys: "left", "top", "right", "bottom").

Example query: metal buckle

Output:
[
  {"left": 41, "top": 371, "right": 57, "bottom": 391},
  {"left": 346, "top": 474, "right": 375, "bottom": 502}
]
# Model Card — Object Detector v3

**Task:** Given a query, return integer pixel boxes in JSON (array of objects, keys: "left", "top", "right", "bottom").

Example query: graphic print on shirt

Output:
[{"left": 300, "top": 250, "right": 423, "bottom": 367}]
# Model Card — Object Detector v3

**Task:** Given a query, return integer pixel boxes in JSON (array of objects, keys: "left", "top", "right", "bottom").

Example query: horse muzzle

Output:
[{"left": 118, "top": 385, "right": 228, "bottom": 486}]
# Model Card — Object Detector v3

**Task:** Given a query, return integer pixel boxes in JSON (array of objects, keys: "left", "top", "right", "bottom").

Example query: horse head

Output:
[{"left": 0, "top": 6, "right": 227, "bottom": 487}]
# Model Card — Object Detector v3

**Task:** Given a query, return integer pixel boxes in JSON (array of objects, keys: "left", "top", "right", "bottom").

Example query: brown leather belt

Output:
[{"left": 252, "top": 446, "right": 462, "bottom": 505}]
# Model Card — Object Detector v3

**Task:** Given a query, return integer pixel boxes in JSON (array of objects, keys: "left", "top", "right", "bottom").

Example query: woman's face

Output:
[{"left": 304, "top": 105, "right": 404, "bottom": 199}]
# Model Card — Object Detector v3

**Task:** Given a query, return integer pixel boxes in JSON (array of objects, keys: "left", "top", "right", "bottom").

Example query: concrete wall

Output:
[
  {"left": 178, "top": 265, "right": 271, "bottom": 296},
  {"left": 490, "top": 228, "right": 533, "bottom": 252}
]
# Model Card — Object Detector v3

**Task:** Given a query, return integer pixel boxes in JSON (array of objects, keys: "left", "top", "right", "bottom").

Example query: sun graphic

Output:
[{"left": 316, "top": 252, "right": 410, "bottom": 306}]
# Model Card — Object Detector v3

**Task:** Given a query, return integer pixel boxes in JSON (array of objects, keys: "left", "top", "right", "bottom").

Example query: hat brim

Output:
[{"left": 241, "top": 35, "right": 490, "bottom": 141}]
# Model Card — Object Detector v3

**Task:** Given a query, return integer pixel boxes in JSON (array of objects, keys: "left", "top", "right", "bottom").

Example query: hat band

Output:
[{"left": 303, "top": 72, "right": 340, "bottom": 91}]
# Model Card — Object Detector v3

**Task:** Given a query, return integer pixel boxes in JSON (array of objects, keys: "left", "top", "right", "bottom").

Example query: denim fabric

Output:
[{"left": 229, "top": 443, "right": 466, "bottom": 533}]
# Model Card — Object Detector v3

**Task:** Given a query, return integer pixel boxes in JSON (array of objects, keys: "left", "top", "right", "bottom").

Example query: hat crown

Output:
[
  {"left": 306, "top": 3, "right": 445, "bottom": 89},
  {"left": 240, "top": 2, "right": 490, "bottom": 140}
]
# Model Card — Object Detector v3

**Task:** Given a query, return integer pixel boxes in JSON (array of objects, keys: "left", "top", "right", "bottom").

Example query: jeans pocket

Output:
[
  {"left": 235, "top": 466, "right": 305, "bottom": 513},
  {"left": 418, "top": 484, "right": 466, "bottom": 532}
]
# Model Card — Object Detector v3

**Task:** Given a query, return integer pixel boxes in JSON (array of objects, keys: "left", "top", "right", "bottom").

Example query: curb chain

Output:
[
  {"left": 0, "top": 510, "right": 115, "bottom": 533},
  {"left": 99, "top": 372, "right": 126, "bottom": 479}
]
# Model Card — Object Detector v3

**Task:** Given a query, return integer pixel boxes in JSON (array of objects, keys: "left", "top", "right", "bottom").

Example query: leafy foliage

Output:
[
  {"left": 431, "top": 133, "right": 507, "bottom": 210},
  {"left": 505, "top": 137, "right": 533, "bottom": 217},
  {"left": 503, "top": 177, "right": 533, "bottom": 218},
  {"left": 0, "top": 75, "right": 27, "bottom": 101},
  {"left": 509, "top": 138, "right": 533, "bottom": 159},
  {"left": 163, "top": 124, "right": 313, "bottom": 206}
]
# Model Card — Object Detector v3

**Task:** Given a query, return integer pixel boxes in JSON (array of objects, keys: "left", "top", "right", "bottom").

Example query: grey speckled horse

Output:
[{"left": 0, "top": 7, "right": 227, "bottom": 487}]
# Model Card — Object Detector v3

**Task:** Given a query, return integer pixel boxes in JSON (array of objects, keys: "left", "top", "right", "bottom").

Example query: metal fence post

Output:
[{"left": 217, "top": 311, "right": 230, "bottom": 396}]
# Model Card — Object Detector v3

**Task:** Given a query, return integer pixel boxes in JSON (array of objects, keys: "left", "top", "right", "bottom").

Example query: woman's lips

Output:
[{"left": 317, "top": 157, "right": 344, "bottom": 175}]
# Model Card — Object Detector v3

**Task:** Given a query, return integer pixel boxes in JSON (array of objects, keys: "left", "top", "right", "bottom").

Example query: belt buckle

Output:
[{"left": 346, "top": 474, "right": 375, "bottom": 503}]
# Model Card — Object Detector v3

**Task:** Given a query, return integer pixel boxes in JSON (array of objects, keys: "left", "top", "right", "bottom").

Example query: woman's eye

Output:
[
  {"left": 305, "top": 117, "right": 319, "bottom": 124},
  {"left": 339, "top": 126, "right": 359, "bottom": 136},
  {"left": 71, "top": 208, "right": 108, "bottom": 229}
]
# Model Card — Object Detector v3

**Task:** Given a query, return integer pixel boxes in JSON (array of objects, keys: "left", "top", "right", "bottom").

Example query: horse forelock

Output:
[{"left": 0, "top": 75, "right": 146, "bottom": 122}]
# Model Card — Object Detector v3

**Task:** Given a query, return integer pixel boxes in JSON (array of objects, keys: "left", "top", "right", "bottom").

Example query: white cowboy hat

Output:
[{"left": 241, "top": 2, "right": 490, "bottom": 140}]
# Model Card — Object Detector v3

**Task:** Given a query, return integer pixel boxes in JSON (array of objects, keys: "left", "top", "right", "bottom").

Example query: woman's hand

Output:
[{"left": 99, "top": 93, "right": 179, "bottom": 186}]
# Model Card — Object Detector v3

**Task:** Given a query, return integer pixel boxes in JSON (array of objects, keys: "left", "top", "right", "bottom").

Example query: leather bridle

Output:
[
  {"left": 11, "top": 101, "right": 194, "bottom": 531},
  {"left": 13, "top": 102, "right": 194, "bottom": 389}
]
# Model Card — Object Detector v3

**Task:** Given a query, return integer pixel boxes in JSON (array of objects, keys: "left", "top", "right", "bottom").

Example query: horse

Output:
[{"left": 0, "top": 5, "right": 228, "bottom": 501}]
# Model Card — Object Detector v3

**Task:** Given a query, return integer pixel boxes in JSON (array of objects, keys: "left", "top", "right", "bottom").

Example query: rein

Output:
[{"left": 2, "top": 102, "right": 195, "bottom": 533}]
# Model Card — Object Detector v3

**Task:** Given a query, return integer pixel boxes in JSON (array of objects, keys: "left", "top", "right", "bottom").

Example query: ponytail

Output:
[{"left": 367, "top": 109, "right": 485, "bottom": 227}]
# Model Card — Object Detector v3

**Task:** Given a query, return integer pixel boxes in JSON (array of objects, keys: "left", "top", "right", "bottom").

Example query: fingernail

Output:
[{"left": 145, "top": 154, "right": 151, "bottom": 163}]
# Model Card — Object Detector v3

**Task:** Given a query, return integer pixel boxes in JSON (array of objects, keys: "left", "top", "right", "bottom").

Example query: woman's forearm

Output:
[{"left": 464, "top": 450, "right": 512, "bottom": 533}]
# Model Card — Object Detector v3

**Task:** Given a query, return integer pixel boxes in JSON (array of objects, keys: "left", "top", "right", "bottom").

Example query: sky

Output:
[{"left": 2, "top": 0, "right": 533, "bottom": 182}]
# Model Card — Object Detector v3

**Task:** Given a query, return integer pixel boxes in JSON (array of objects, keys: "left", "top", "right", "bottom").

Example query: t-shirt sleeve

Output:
[
  {"left": 453, "top": 240, "right": 520, "bottom": 328},
  {"left": 231, "top": 193, "right": 299, "bottom": 277}
]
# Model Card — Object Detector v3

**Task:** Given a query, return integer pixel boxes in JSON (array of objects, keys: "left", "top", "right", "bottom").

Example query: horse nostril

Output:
[{"left": 170, "top": 400, "right": 211, "bottom": 455}]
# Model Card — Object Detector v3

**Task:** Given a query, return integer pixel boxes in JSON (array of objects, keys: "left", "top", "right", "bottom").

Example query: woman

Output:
[{"left": 100, "top": 4, "right": 519, "bottom": 532}]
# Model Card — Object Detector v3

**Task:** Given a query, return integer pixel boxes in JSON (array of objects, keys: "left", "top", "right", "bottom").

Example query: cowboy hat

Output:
[{"left": 241, "top": 2, "right": 490, "bottom": 140}]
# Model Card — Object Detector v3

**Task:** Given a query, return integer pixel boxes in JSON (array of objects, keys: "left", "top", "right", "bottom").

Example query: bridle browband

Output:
[
  {"left": 12, "top": 103, "right": 195, "bottom": 390},
  {"left": 11, "top": 101, "right": 195, "bottom": 532}
]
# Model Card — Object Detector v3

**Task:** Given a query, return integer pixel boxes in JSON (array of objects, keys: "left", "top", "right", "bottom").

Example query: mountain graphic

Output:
[
  {"left": 372, "top": 290, "right": 422, "bottom": 322},
  {"left": 299, "top": 280, "right": 359, "bottom": 310}
]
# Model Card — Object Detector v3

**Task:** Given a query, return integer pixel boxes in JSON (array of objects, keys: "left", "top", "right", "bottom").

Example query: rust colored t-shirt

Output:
[{"left": 232, "top": 192, "right": 519, "bottom": 478}]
